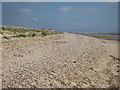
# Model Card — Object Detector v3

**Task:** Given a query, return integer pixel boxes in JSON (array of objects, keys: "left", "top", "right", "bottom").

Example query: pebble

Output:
[{"left": 2, "top": 33, "right": 119, "bottom": 88}]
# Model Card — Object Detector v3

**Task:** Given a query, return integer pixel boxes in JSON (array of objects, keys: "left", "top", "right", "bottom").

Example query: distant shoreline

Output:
[{"left": 67, "top": 32, "right": 120, "bottom": 41}]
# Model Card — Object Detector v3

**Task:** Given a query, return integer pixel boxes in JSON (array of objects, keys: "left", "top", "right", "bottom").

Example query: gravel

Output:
[{"left": 2, "top": 32, "right": 119, "bottom": 88}]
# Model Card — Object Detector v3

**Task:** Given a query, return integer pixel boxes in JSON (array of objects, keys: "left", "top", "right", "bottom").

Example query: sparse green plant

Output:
[
  {"left": 11, "top": 34, "right": 26, "bottom": 38},
  {"left": 3, "top": 36, "right": 10, "bottom": 39},
  {"left": 19, "top": 34, "right": 26, "bottom": 38},
  {"left": 1, "top": 26, "right": 62, "bottom": 39},
  {"left": 2, "top": 27, "right": 6, "bottom": 30},
  {"left": 32, "top": 33, "right": 36, "bottom": 37},
  {"left": 0, "top": 31, "right": 3, "bottom": 34},
  {"left": 41, "top": 32, "right": 47, "bottom": 37}
]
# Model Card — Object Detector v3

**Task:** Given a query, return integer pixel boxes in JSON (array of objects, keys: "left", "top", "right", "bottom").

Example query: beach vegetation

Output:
[{"left": 1, "top": 25, "right": 62, "bottom": 39}]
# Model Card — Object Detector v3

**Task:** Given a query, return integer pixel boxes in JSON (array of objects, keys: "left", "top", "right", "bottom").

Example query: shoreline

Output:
[{"left": 67, "top": 32, "right": 120, "bottom": 41}]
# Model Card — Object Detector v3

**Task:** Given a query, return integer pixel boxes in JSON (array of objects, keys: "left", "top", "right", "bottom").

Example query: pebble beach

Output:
[{"left": 1, "top": 32, "right": 119, "bottom": 88}]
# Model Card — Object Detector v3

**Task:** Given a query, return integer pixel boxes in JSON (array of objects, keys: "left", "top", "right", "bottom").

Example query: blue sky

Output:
[
  {"left": 2, "top": 0, "right": 119, "bottom": 2},
  {"left": 0, "top": 2, "right": 2, "bottom": 25},
  {"left": 2, "top": 2, "right": 118, "bottom": 33}
]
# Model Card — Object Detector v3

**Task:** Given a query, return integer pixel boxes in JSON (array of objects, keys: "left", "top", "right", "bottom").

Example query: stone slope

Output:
[{"left": 2, "top": 32, "right": 119, "bottom": 88}]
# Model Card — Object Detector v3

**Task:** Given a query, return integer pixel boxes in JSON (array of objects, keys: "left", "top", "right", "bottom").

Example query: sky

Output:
[
  {"left": 1, "top": 0, "right": 119, "bottom": 2},
  {"left": 2, "top": 2, "right": 118, "bottom": 33},
  {"left": 0, "top": 2, "right": 1, "bottom": 25}
]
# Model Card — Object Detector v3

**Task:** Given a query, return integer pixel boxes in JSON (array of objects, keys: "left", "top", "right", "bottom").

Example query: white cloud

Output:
[
  {"left": 80, "top": 6, "right": 99, "bottom": 12},
  {"left": 18, "top": 8, "right": 39, "bottom": 22},
  {"left": 32, "top": 17, "right": 38, "bottom": 21},
  {"left": 60, "top": 6, "right": 99, "bottom": 13},
  {"left": 18, "top": 8, "right": 33, "bottom": 16},
  {"left": 60, "top": 6, "right": 74, "bottom": 12},
  {"left": 18, "top": 8, "right": 32, "bottom": 13},
  {"left": 73, "top": 22, "right": 95, "bottom": 26}
]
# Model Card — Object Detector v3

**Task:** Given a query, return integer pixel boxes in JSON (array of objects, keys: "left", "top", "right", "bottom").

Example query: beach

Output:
[{"left": 1, "top": 32, "right": 119, "bottom": 88}]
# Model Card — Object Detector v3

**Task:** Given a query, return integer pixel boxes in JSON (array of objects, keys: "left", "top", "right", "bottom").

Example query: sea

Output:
[{"left": 69, "top": 32, "right": 120, "bottom": 41}]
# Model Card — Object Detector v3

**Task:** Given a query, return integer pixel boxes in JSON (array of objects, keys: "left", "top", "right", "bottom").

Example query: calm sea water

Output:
[{"left": 75, "top": 32, "right": 120, "bottom": 40}]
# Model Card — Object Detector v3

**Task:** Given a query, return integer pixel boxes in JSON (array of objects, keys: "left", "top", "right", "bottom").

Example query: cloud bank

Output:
[
  {"left": 60, "top": 6, "right": 74, "bottom": 12},
  {"left": 60, "top": 6, "right": 100, "bottom": 13},
  {"left": 18, "top": 8, "right": 38, "bottom": 22},
  {"left": 80, "top": 6, "right": 99, "bottom": 12},
  {"left": 32, "top": 17, "right": 38, "bottom": 21},
  {"left": 18, "top": 8, "right": 32, "bottom": 13}
]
